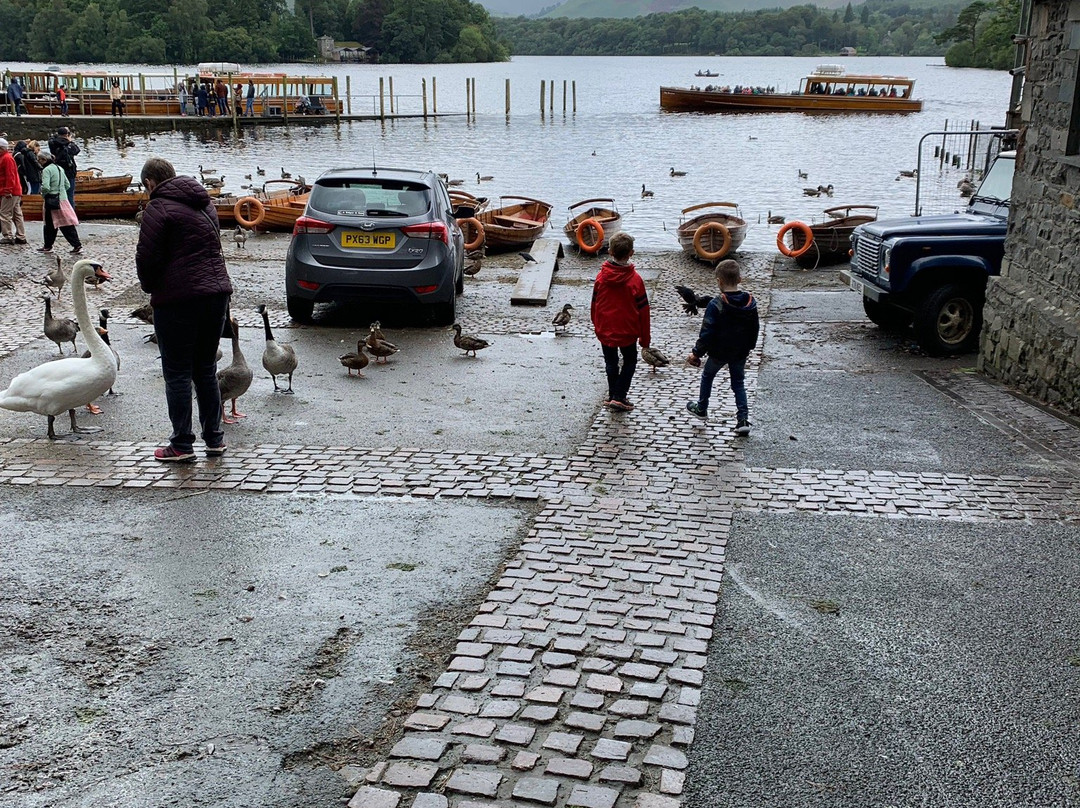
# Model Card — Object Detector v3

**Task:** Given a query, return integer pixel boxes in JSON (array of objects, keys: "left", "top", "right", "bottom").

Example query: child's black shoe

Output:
[{"left": 686, "top": 402, "right": 707, "bottom": 419}]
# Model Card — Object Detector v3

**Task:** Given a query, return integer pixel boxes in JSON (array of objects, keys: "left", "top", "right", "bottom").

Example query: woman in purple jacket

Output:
[{"left": 136, "top": 158, "right": 233, "bottom": 462}]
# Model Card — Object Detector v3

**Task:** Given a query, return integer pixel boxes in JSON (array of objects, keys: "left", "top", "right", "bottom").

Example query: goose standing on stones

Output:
[
  {"left": 233, "top": 225, "right": 247, "bottom": 250},
  {"left": 40, "top": 255, "right": 66, "bottom": 297},
  {"left": 217, "top": 315, "right": 253, "bottom": 424},
  {"left": 43, "top": 294, "right": 79, "bottom": 354},
  {"left": 0, "top": 261, "right": 116, "bottom": 439},
  {"left": 256, "top": 304, "right": 297, "bottom": 393}
]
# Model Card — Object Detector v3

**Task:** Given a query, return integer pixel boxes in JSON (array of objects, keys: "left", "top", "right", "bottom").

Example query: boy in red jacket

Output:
[{"left": 590, "top": 232, "right": 651, "bottom": 411}]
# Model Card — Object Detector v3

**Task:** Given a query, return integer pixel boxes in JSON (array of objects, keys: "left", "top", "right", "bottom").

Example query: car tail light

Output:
[
  {"left": 293, "top": 216, "right": 335, "bottom": 235},
  {"left": 298, "top": 280, "right": 320, "bottom": 291},
  {"left": 413, "top": 285, "right": 439, "bottom": 295},
  {"left": 402, "top": 221, "right": 449, "bottom": 245}
]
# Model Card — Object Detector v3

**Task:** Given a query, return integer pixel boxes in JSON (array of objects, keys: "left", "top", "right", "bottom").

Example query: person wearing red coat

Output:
[
  {"left": 0, "top": 138, "right": 27, "bottom": 245},
  {"left": 590, "top": 232, "right": 651, "bottom": 411}
]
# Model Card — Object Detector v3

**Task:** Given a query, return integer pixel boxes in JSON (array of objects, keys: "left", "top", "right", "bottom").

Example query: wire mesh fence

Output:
[{"left": 913, "top": 127, "right": 1018, "bottom": 216}]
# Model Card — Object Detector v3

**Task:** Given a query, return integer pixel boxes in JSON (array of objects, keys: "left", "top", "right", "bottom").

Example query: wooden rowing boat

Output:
[
  {"left": 563, "top": 198, "right": 621, "bottom": 252},
  {"left": 449, "top": 189, "right": 489, "bottom": 219},
  {"left": 676, "top": 202, "right": 748, "bottom": 261},
  {"left": 476, "top": 196, "right": 552, "bottom": 253},
  {"left": 789, "top": 204, "right": 878, "bottom": 268},
  {"left": 22, "top": 191, "right": 148, "bottom": 222},
  {"left": 74, "top": 170, "right": 134, "bottom": 194},
  {"left": 214, "top": 179, "right": 310, "bottom": 230}
]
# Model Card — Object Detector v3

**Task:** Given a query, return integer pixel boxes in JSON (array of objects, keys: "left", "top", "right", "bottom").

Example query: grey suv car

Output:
[{"left": 284, "top": 167, "right": 465, "bottom": 324}]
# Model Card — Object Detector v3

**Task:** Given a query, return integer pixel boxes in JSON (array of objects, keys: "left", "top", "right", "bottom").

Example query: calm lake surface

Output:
[{"left": 8, "top": 56, "right": 1012, "bottom": 251}]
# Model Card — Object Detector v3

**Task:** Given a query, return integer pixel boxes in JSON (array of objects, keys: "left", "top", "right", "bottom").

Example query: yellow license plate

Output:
[{"left": 341, "top": 231, "right": 396, "bottom": 249}]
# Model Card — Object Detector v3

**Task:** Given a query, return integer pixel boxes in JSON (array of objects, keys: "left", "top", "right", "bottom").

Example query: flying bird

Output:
[{"left": 675, "top": 285, "right": 713, "bottom": 316}]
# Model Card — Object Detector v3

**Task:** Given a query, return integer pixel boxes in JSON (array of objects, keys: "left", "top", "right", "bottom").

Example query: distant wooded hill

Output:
[
  {"left": 537, "top": 0, "right": 847, "bottom": 18},
  {"left": 495, "top": 1, "right": 966, "bottom": 56}
]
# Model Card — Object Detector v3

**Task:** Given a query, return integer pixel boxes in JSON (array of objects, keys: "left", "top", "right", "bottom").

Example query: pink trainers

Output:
[{"left": 154, "top": 445, "right": 196, "bottom": 462}]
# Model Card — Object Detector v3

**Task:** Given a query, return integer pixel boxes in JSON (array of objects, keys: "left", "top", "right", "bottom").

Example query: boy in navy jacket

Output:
[{"left": 686, "top": 260, "right": 759, "bottom": 435}]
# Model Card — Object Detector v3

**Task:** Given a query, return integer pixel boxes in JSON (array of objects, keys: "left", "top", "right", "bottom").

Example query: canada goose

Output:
[
  {"left": 820, "top": 183, "right": 834, "bottom": 197},
  {"left": 43, "top": 294, "right": 79, "bottom": 355},
  {"left": 40, "top": 255, "right": 65, "bottom": 297},
  {"left": 256, "top": 304, "right": 298, "bottom": 393},
  {"left": 233, "top": 225, "right": 247, "bottom": 250},
  {"left": 256, "top": 166, "right": 266, "bottom": 176},
  {"left": 447, "top": 178, "right": 465, "bottom": 186},
  {"left": 1, "top": 261, "right": 117, "bottom": 439},
  {"left": 452, "top": 324, "right": 489, "bottom": 357},
  {"left": 552, "top": 303, "right": 573, "bottom": 332},
  {"left": 767, "top": 211, "right": 785, "bottom": 225},
  {"left": 797, "top": 169, "right": 808, "bottom": 179},
  {"left": 280, "top": 167, "right": 292, "bottom": 179},
  {"left": 244, "top": 173, "right": 252, "bottom": 180},
  {"left": 340, "top": 342, "right": 369, "bottom": 377},
  {"left": 81, "top": 314, "right": 119, "bottom": 409},
  {"left": 217, "top": 315, "right": 253, "bottom": 424},
  {"left": 641, "top": 345, "right": 671, "bottom": 373},
  {"left": 476, "top": 172, "right": 494, "bottom": 182},
  {"left": 803, "top": 186, "right": 823, "bottom": 197},
  {"left": 641, "top": 184, "right": 654, "bottom": 198},
  {"left": 198, "top": 164, "right": 217, "bottom": 177},
  {"left": 464, "top": 259, "right": 482, "bottom": 277},
  {"left": 203, "top": 176, "right": 225, "bottom": 189},
  {"left": 899, "top": 168, "right": 918, "bottom": 178},
  {"left": 670, "top": 167, "right": 687, "bottom": 177}
]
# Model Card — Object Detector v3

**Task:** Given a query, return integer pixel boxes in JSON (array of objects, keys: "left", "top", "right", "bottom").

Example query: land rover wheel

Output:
[
  {"left": 913, "top": 283, "right": 983, "bottom": 356},
  {"left": 863, "top": 297, "right": 912, "bottom": 330},
  {"left": 287, "top": 295, "right": 314, "bottom": 323}
]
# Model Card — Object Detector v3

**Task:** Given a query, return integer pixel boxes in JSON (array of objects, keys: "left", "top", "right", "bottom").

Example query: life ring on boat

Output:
[
  {"left": 457, "top": 217, "right": 485, "bottom": 251},
  {"left": 777, "top": 221, "right": 814, "bottom": 258},
  {"left": 234, "top": 196, "right": 265, "bottom": 229},
  {"left": 693, "top": 222, "right": 731, "bottom": 261},
  {"left": 575, "top": 218, "right": 604, "bottom": 254}
]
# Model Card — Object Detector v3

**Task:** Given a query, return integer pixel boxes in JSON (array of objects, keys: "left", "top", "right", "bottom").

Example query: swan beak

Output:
[{"left": 93, "top": 266, "right": 113, "bottom": 282}]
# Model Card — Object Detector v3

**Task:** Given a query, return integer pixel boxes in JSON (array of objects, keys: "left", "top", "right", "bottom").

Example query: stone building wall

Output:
[{"left": 979, "top": 0, "right": 1080, "bottom": 415}]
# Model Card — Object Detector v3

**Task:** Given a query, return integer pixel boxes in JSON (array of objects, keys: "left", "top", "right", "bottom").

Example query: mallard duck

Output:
[
  {"left": 670, "top": 167, "right": 687, "bottom": 177},
  {"left": 369, "top": 321, "right": 396, "bottom": 349},
  {"left": 130, "top": 302, "right": 154, "bottom": 325},
  {"left": 641, "top": 345, "right": 671, "bottom": 373},
  {"left": 217, "top": 315, "right": 253, "bottom": 424},
  {"left": 365, "top": 335, "right": 399, "bottom": 364},
  {"left": 453, "top": 324, "right": 489, "bottom": 357},
  {"left": 256, "top": 304, "right": 297, "bottom": 393},
  {"left": 0, "top": 261, "right": 117, "bottom": 439},
  {"left": 464, "top": 259, "right": 482, "bottom": 277},
  {"left": 40, "top": 255, "right": 66, "bottom": 298},
  {"left": 43, "top": 294, "right": 79, "bottom": 355},
  {"left": 552, "top": 303, "right": 574, "bottom": 332},
  {"left": 233, "top": 225, "right": 247, "bottom": 250},
  {"left": 641, "top": 184, "right": 654, "bottom": 198},
  {"left": 466, "top": 247, "right": 486, "bottom": 261},
  {"left": 339, "top": 342, "right": 370, "bottom": 377}
]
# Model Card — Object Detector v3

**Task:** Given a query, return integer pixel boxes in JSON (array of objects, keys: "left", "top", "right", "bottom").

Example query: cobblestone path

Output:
[{"left": 1, "top": 249, "right": 1077, "bottom": 808}]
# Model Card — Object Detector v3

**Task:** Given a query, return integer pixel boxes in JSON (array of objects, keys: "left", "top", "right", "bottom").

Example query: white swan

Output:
[{"left": 0, "top": 260, "right": 117, "bottom": 439}]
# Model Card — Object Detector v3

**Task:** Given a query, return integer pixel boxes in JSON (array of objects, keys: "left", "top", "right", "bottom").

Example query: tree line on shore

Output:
[{"left": 0, "top": 0, "right": 1017, "bottom": 68}]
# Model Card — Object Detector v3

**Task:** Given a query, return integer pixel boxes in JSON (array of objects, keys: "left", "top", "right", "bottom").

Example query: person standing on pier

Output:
[
  {"left": 245, "top": 80, "right": 255, "bottom": 116},
  {"left": 57, "top": 85, "right": 68, "bottom": 116},
  {"left": 215, "top": 79, "right": 228, "bottom": 116},
  {"left": 0, "top": 139, "right": 27, "bottom": 246},
  {"left": 196, "top": 83, "right": 209, "bottom": 116},
  {"left": 109, "top": 79, "right": 124, "bottom": 117},
  {"left": 7, "top": 78, "right": 23, "bottom": 116},
  {"left": 178, "top": 83, "right": 188, "bottom": 116}
]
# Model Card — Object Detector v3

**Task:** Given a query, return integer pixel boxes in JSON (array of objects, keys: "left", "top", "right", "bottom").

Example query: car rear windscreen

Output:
[{"left": 309, "top": 180, "right": 432, "bottom": 218}]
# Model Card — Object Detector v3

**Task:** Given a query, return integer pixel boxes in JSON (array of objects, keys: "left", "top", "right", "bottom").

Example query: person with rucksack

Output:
[
  {"left": 13, "top": 140, "right": 42, "bottom": 194},
  {"left": 48, "top": 126, "right": 79, "bottom": 205}
]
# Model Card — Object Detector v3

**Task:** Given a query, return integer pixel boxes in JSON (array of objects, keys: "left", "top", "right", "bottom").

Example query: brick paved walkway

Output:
[{"left": 2, "top": 250, "right": 1078, "bottom": 808}]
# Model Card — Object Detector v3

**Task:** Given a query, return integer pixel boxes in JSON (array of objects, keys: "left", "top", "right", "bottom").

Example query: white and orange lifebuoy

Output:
[
  {"left": 457, "top": 217, "right": 485, "bottom": 251},
  {"left": 693, "top": 222, "right": 731, "bottom": 261},
  {"left": 575, "top": 218, "right": 604, "bottom": 254},
  {"left": 776, "top": 221, "right": 814, "bottom": 258},
  {"left": 234, "top": 196, "right": 266, "bottom": 229}
]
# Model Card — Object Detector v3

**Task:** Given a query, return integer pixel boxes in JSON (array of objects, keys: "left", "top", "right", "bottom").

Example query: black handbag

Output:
[{"left": 44, "top": 194, "right": 62, "bottom": 211}]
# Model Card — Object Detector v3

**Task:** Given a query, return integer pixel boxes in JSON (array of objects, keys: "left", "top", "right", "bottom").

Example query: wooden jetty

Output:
[{"left": 511, "top": 238, "right": 564, "bottom": 306}]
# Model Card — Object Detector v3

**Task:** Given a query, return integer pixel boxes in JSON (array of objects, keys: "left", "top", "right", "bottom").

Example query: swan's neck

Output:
[{"left": 72, "top": 268, "right": 110, "bottom": 363}]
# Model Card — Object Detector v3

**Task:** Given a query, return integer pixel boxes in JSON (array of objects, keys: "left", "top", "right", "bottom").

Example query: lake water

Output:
[{"left": 7, "top": 56, "right": 1012, "bottom": 251}]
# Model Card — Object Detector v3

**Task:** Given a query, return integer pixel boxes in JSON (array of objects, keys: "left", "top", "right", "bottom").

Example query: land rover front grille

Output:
[{"left": 853, "top": 232, "right": 882, "bottom": 278}]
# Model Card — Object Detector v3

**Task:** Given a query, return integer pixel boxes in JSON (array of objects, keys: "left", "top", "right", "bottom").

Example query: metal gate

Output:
[{"left": 913, "top": 128, "right": 1018, "bottom": 216}]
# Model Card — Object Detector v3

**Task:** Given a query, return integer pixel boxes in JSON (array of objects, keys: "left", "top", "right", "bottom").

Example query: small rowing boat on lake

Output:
[
  {"left": 74, "top": 170, "right": 134, "bottom": 194},
  {"left": 676, "top": 202, "right": 747, "bottom": 262},
  {"left": 22, "top": 191, "right": 147, "bottom": 221},
  {"left": 477, "top": 196, "right": 553, "bottom": 252},
  {"left": 563, "top": 198, "right": 621, "bottom": 254},
  {"left": 661, "top": 64, "right": 921, "bottom": 114}
]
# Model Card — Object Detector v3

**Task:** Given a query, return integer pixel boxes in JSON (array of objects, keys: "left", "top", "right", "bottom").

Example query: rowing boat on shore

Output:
[
  {"left": 780, "top": 204, "right": 879, "bottom": 268},
  {"left": 661, "top": 64, "right": 921, "bottom": 114},
  {"left": 476, "top": 196, "right": 553, "bottom": 253},
  {"left": 675, "top": 202, "right": 747, "bottom": 262},
  {"left": 218, "top": 179, "right": 311, "bottom": 231},
  {"left": 563, "top": 198, "right": 621, "bottom": 254},
  {"left": 22, "top": 191, "right": 147, "bottom": 221}
]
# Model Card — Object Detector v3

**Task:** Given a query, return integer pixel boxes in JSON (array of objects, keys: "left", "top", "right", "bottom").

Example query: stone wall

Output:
[{"left": 979, "top": 0, "right": 1080, "bottom": 415}]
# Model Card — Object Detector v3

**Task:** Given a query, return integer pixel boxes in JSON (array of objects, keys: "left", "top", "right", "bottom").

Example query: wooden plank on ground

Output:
[{"left": 511, "top": 238, "right": 564, "bottom": 306}]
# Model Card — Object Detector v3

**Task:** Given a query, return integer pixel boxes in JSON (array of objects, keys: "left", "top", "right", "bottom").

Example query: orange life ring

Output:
[
  {"left": 777, "top": 221, "right": 814, "bottom": 258},
  {"left": 693, "top": 222, "right": 731, "bottom": 261},
  {"left": 575, "top": 218, "right": 604, "bottom": 254},
  {"left": 457, "top": 217, "right": 485, "bottom": 251},
  {"left": 234, "top": 196, "right": 265, "bottom": 229}
]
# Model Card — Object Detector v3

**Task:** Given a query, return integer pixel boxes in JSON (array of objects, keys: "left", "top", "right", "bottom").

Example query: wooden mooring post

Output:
[
  {"left": 422, "top": 78, "right": 428, "bottom": 118},
  {"left": 138, "top": 74, "right": 146, "bottom": 115},
  {"left": 549, "top": 80, "right": 554, "bottom": 113},
  {"left": 389, "top": 76, "right": 395, "bottom": 114},
  {"left": 572, "top": 80, "right": 577, "bottom": 113},
  {"left": 505, "top": 78, "right": 511, "bottom": 116},
  {"left": 562, "top": 80, "right": 567, "bottom": 114},
  {"left": 332, "top": 77, "right": 340, "bottom": 121},
  {"left": 466, "top": 78, "right": 471, "bottom": 120},
  {"left": 471, "top": 77, "right": 477, "bottom": 116},
  {"left": 379, "top": 77, "right": 385, "bottom": 120},
  {"left": 346, "top": 75, "right": 352, "bottom": 115},
  {"left": 540, "top": 80, "right": 546, "bottom": 115},
  {"left": 432, "top": 76, "right": 437, "bottom": 113}
]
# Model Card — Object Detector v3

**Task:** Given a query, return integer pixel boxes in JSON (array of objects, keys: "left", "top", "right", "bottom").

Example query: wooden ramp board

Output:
[{"left": 511, "top": 238, "right": 565, "bottom": 306}]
